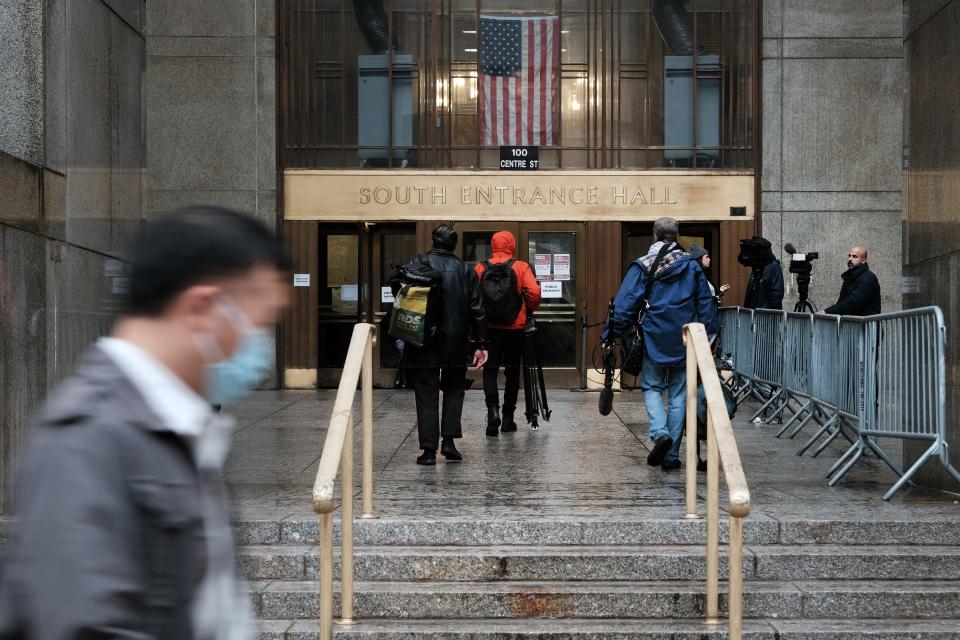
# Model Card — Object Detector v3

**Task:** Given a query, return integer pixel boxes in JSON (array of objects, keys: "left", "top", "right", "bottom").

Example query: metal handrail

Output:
[
  {"left": 312, "top": 322, "right": 377, "bottom": 638},
  {"left": 682, "top": 322, "right": 751, "bottom": 639}
]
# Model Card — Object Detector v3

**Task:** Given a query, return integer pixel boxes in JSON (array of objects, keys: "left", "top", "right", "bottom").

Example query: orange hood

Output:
[{"left": 491, "top": 230, "right": 516, "bottom": 259}]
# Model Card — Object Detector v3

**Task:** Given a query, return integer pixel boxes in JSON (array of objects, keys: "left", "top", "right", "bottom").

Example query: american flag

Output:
[{"left": 479, "top": 15, "right": 559, "bottom": 146}]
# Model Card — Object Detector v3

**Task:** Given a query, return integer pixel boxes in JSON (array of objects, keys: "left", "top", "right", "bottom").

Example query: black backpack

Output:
[{"left": 480, "top": 259, "right": 523, "bottom": 325}]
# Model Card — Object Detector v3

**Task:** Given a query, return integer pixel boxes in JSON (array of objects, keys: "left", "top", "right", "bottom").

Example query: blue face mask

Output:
[
  {"left": 195, "top": 297, "right": 274, "bottom": 406},
  {"left": 206, "top": 329, "right": 274, "bottom": 406}
]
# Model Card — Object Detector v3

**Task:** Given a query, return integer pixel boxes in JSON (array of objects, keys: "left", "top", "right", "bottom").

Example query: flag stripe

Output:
[{"left": 479, "top": 15, "right": 559, "bottom": 147}]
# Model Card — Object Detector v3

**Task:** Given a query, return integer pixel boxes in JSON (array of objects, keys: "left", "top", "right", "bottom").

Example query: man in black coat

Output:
[
  {"left": 825, "top": 245, "right": 881, "bottom": 316},
  {"left": 740, "top": 237, "right": 785, "bottom": 310},
  {"left": 400, "top": 224, "right": 488, "bottom": 466}
]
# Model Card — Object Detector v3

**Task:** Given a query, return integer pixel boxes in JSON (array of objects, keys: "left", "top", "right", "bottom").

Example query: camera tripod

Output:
[{"left": 794, "top": 273, "right": 817, "bottom": 313}]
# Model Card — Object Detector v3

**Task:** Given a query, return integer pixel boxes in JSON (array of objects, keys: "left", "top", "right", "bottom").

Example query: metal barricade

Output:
[
  {"left": 717, "top": 307, "right": 739, "bottom": 359},
  {"left": 754, "top": 313, "right": 812, "bottom": 425},
  {"left": 748, "top": 310, "right": 785, "bottom": 406},
  {"left": 730, "top": 304, "right": 958, "bottom": 500},
  {"left": 730, "top": 308, "right": 756, "bottom": 404},
  {"left": 828, "top": 307, "right": 960, "bottom": 499}
]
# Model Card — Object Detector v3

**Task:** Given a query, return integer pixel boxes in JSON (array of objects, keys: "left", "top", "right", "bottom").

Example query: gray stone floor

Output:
[{"left": 224, "top": 388, "right": 960, "bottom": 526}]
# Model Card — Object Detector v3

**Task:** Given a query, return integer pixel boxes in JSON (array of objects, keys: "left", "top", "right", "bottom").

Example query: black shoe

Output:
[
  {"left": 500, "top": 407, "right": 518, "bottom": 432},
  {"left": 647, "top": 435, "right": 673, "bottom": 466},
  {"left": 416, "top": 450, "right": 437, "bottom": 466},
  {"left": 662, "top": 459, "right": 681, "bottom": 471},
  {"left": 440, "top": 440, "right": 463, "bottom": 462},
  {"left": 697, "top": 458, "right": 707, "bottom": 473},
  {"left": 486, "top": 406, "right": 501, "bottom": 437}
]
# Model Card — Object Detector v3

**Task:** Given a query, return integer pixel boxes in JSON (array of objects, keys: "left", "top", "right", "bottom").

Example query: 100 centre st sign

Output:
[{"left": 284, "top": 170, "right": 755, "bottom": 222}]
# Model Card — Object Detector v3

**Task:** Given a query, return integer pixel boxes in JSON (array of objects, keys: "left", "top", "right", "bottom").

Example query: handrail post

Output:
[
  {"left": 318, "top": 512, "right": 334, "bottom": 640},
  {"left": 705, "top": 411, "right": 721, "bottom": 623},
  {"left": 684, "top": 333, "right": 699, "bottom": 518},
  {"left": 360, "top": 331, "right": 375, "bottom": 519},
  {"left": 728, "top": 515, "right": 744, "bottom": 640},
  {"left": 336, "top": 414, "right": 356, "bottom": 625}
]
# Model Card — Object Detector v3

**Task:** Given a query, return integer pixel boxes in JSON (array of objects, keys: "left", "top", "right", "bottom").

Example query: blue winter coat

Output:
[{"left": 601, "top": 246, "right": 718, "bottom": 366}]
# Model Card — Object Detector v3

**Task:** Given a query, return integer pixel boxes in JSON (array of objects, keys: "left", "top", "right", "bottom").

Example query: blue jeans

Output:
[{"left": 639, "top": 358, "right": 687, "bottom": 462}]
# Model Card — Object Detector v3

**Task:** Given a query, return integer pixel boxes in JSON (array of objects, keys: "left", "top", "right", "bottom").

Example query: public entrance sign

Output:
[{"left": 499, "top": 146, "right": 540, "bottom": 170}]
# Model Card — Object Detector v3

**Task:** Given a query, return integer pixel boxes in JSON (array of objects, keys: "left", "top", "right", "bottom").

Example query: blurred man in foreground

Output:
[{"left": 0, "top": 206, "right": 289, "bottom": 640}]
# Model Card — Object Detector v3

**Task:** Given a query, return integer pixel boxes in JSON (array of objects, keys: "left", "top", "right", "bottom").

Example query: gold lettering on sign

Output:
[{"left": 286, "top": 170, "right": 755, "bottom": 222}]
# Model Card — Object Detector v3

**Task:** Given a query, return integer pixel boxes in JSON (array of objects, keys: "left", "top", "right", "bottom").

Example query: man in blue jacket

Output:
[{"left": 602, "top": 218, "right": 717, "bottom": 470}]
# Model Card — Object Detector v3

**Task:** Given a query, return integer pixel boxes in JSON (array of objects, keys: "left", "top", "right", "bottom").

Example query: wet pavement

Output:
[{"left": 224, "top": 387, "right": 960, "bottom": 525}]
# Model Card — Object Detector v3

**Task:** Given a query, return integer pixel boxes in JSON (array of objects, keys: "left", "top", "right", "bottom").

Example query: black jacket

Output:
[
  {"left": 825, "top": 263, "right": 881, "bottom": 316},
  {"left": 402, "top": 248, "right": 488, "bottom": 366},
  {"left": 743, "top": 259, "right": 785, "bottom": 310}
]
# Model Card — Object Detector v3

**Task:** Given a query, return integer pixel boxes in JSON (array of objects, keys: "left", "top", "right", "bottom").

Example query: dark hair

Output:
[
  {"left": 126, "top": 206, "right": 289, "bottom": 316},
  {"left": 432, "top": 223, "right": 458, "bottom": 251}
]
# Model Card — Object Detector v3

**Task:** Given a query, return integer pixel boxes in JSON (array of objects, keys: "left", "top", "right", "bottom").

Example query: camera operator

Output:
[
  {"left": 824, "top": 246, "right": 880, "bottom": 316},
  {"left": 738, "top": 236, "right": 784, "bottom": 310}
]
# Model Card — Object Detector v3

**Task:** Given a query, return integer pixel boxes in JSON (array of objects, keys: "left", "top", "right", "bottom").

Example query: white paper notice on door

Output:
[
  {"left": 341, "top": 284, "right": 359, "bottom": 301},
  {"left": 381, "top": 286, "right": 395, "bottom": 303},
  {"left": 293, "top": 273, "right": 311, "bottom": 287},
  {"left": 534, "top": 253, "right": 552, "bottom": 278},
  {"left": 541, "top": 281, "right": 563, "bottom": 299},
  {"left": 553, "top": 254, "right": 571, "bottom": 280}
]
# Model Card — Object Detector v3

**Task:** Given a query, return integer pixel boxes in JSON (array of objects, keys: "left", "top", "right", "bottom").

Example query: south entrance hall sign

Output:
[{"left": 284, "top": 170, "right": 755, "bottom": 222}]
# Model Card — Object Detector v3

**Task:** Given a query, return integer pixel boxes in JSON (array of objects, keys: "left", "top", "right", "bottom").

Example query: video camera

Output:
[
  {"left": 784, "top": 243, "right": 819, "bottom": 276},
  {"left": 784, "top": 243, "right": 818, "bottom": 312}
]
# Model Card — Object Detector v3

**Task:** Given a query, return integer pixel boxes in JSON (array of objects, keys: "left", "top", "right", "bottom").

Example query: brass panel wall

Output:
[
  {"left": 903, "top": 0, "right": 960, "bottom": 492},
  {"left": 282, "top": 220, "right": 319, "bottom": 387}
]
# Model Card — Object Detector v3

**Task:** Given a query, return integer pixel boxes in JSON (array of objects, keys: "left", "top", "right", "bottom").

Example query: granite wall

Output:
[
  {"left": 902, "top": 0, "right": 960, "bottom": 493},
  {"left": 761, "top": 0, "right": 904, "bottom": 313},
  {"left": 0, "top": 0, "right": 145, "bottom": 512},
  {"left": 144, "top": 0, "right": 277, "bottom": 230}
]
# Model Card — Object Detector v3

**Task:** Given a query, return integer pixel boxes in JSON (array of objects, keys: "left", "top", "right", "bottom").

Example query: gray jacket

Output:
[{"left": 0, "top": 347, "right": 211, "bottom": 639}]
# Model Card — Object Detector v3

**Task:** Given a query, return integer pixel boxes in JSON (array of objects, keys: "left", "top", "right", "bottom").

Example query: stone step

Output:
[
  {"left": 251, "top": 579, "right": 960, "bottom": 620},
  {"left": 233, "top": 516, "right": 960, "bottom": 547},
  {"left": 255, "top": 618, "right": 960, "bottom": 640},
  {"left": 239, "top": 544, "right": 960, "bottom": 582}
]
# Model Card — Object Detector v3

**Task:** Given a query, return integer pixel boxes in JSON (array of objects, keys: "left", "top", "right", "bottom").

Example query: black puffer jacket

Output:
[
  {"left": 743, "top": 259, "right": 785, "bottom": 310},
  {"left": 402, "top": 248, "right": 488, "bottom": 366},
  {"left": 825, "top": 263, "right": 881, "bottom": 316}
]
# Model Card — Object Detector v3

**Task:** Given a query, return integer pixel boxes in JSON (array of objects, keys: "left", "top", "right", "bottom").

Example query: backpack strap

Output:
[{"left": 638, "top": 243, "right": 676, "bottom": 320}]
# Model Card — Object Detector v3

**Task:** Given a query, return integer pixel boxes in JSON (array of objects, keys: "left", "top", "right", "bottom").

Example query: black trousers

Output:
[
  {"left": 408, "top": 366, "right": 467, "bottom": 451},
  {"left": 483, "top": 328, "right": 524, "bottom": 410}
]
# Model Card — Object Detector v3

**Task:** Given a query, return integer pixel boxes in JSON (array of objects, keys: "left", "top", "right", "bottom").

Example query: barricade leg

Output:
[
  {"left": 776, "top": 399, "right": 812, "bottom": 437},
  {"left": 882, "top": 442, "right": 939, "bottom": 500},
  {"left": 827, "top": 440, "right": 862, "bottom": 479},
  {"left": 797, "top": 412, "right": 838, "bottom": 456},
  {"left": 786, "top": 405, "right": 824, "bottom": 439},
  {"left": 749, "top": 388, "right": 784, "bottom": 422},
  {"left": 827, "top": 442, "right": 865, "bottom": 486},
  {"left": 864, "top": 438, "right": 908, "bottom": 480}
]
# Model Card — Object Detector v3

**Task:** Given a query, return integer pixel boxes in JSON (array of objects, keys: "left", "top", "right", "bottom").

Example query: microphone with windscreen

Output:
[{"left": 784, "top": 242, "right": 797, "bottom": 255}]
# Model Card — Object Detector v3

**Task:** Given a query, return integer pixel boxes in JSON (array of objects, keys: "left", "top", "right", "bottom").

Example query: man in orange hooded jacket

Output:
[{"left": 474, "top": 231, "right": 541, "bottom": 436}]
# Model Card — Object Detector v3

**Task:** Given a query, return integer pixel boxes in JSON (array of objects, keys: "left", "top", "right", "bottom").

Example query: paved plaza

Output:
[{"left": 225, "top": 387, "right": 958, "bottom": 531}]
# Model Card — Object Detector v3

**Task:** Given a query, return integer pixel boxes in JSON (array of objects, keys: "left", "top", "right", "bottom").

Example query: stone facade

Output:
[
  {"left": 760, "top": 0, "right": 904, "bottom": 313},
  {"left": 0, "top": 0, "right": 145, "bottom": 512},
  {"left": 144, "top": 0, "right": 277, "bottom": 230},
  {"left": 903, "top": 0, "right": 960, "bottom": 493}
]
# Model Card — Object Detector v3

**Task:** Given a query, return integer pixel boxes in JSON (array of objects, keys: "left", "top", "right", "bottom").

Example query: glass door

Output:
[
  {"left": 457, "top": 222, "right": 584, "bottom": 388},
  {"left": 371, "top": 224, "right": 418, "bottom": 387},
  {"left": 317, "top": 226, "right": 361, "bottom": 386}
]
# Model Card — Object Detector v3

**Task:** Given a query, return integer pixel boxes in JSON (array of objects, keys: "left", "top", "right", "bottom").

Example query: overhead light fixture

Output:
[
  {"left": 462, "top": 30, "right": 477, "bottom": 34},
  {"left": 465, "top": 48, "right": 477, "bottom": 52}
]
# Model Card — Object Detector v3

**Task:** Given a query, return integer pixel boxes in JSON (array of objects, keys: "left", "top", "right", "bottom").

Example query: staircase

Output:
[{"left": 240, "top": 514, "right": 960, "bottom": 639}]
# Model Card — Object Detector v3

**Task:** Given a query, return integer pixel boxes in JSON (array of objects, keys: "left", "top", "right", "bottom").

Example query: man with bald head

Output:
[{"left": 825, "top": 245, "right": 881, "bottom": 315}]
